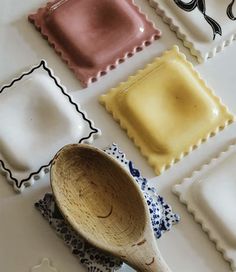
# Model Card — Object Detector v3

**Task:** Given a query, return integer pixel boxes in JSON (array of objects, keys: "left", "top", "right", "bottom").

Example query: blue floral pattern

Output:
[
  {"left": 105, "top": 144, "right": 180, "bottom": 238},
  {"left": 35, "top": 143, "right": 179, "bottom": 271}
]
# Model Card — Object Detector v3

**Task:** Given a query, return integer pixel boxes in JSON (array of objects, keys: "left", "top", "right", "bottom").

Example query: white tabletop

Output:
[{"left": 0, "top": 0, "right": 236, "bottom": 271}]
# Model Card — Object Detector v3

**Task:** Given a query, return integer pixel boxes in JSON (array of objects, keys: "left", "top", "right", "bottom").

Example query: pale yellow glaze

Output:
[{"left": 100, "top": 46, "right": 234, "bottom": 174}]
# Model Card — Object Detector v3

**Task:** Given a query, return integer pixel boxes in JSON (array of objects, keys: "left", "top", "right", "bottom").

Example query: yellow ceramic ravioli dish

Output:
[{"left": 100, "top": 46, "right": 234, "bottom": 175}]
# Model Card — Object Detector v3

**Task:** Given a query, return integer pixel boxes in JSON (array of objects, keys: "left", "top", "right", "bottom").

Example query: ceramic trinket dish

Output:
[
  {"left": 173, "top": 142, "right": 236, "bottom": 271},
  {"left": 100, "top": 46, "right": 234, "bottom": 175},
  {"left": 28, "top": 0, "right": 161, "bottom": 87},
  {"left": 0, "top": 61, "right": 100, "bottom": 192},
  {"left": 36, "top": 143, "right": 179, "bottom": 271},
  {"left": 148, "top": 0, "right": 236, "bottom": 62}
]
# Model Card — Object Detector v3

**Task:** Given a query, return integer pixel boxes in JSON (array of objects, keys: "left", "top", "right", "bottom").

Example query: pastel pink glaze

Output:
[{"left": 29, "top": 0, "right": 161, "bottom": 87}]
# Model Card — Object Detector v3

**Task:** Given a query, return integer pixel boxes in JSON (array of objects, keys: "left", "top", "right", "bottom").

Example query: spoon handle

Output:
[
  {"left": 145, "top": 245, "right": 171, "bottom": 272},
  {"left": 126, "top": 234, "right": 171, "bottom": 272}
]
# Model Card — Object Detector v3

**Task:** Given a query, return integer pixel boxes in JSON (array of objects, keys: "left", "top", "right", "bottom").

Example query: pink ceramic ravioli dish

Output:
[{"left": 29, "top": 0, "right": 161, "bottom": 87}]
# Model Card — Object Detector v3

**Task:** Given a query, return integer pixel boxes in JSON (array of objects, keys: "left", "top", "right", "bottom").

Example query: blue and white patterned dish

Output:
[
  {"left": 35, "top": 143, "right": 179, "bottom": 272},
  {"left": 105, "top": 144, "right": 180, "bottom": 238}
]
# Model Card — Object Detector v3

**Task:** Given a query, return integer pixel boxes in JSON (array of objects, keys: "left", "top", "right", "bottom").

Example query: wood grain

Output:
[{"left": 51, "top": 144, "right": 171, "bottom": 272}]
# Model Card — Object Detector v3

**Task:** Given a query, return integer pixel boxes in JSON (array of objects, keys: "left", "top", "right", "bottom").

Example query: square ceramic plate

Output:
[
  {"left": 148, "top": 0, "right": 236, "bottom": 62},
  {"left": 173, "top": 142, "right": 236, "bottom": 271},
  {"left": 0, "top": 61, "right": 100, "bottom": 192},
  {"left": 28, "top": 0, "right": 161, "bottom": 87},
  {"left": 100, "top": 46, "right": 234, "bottom": 175}
]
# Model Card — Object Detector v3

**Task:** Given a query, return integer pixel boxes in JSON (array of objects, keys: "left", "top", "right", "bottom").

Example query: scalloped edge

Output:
[
  {"left": 0, "top": 60, "right": 101, "bottom": 193},
  {"left": 173, "top": 141, "right": 236, "bottom": 271},
  {"left": 148, "top": 0, "right": 236, "bottom": 63},
  {"left": 100, "top": 45, "right": 235, "bottom": 175},
  {"left": 28, "top": 0, "right": 161, "bottom": 87}
]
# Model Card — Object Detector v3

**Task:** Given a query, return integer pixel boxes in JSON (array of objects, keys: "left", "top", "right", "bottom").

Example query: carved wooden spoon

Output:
[{"left": 50, "top": 144, "right": 171, "bottom": 272}]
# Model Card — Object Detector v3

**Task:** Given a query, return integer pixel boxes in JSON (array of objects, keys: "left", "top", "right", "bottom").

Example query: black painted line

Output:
[{"left": 0, "top": 60, "right": 99, "bottom": 190}]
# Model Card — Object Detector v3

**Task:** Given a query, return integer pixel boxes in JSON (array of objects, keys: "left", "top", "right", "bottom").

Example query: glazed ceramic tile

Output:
[
  {"left": 36, "top": 143, "right": 179, "bottom": 272},
  {"left": 0, "top": 61, "right": 100, "bottom": 192},
  {"left": 100, "top": 46, "right": 234, "bottom": 175},
  {"left": 28, "top": 0, "right": 161, "bottom": 87},
  {"left": 173, "top": 142, "right": 236, "bottom": 271},
  {"left": 149, "top": 0, "right": 236, "bottom": 62}
]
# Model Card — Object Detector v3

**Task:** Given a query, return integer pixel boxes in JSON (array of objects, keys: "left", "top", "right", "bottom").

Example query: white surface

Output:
[
  {"left": 31, "top": 258, "right": 58, "bottom": 272},
  {"left": 0, "top": 0, "right": 236, "bottom": 271},
  {"left": 174, "top": 142, "right": 236, "bottom": 271}
]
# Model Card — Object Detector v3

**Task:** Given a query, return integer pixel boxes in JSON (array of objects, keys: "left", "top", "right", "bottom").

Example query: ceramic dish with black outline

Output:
[
  {"left": 0, "top": 60, "right": 100, "bottom": 192},
  {"left": 149, "top": 0, "right": 236, "bottom": 62}
]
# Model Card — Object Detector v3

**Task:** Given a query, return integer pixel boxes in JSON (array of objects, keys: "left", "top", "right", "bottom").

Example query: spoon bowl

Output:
[{"left": 51, "top": 144, "right": 171, "bottom": 272}]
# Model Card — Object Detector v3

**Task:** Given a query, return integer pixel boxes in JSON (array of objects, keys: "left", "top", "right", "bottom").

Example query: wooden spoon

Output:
[{"left": 50, "top": 144, "right": 171, "bottom": 272}]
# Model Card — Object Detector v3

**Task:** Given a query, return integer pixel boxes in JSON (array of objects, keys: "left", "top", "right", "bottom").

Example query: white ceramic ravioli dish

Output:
[
  {"left": 173, "top": 142, "right": 236, "bottom": 271},
  {"left": 149, "top": 0, "right": 236, "bottom": 62},
  {"left": 0, "top": 61, "right": 100, "bottom": 192}
]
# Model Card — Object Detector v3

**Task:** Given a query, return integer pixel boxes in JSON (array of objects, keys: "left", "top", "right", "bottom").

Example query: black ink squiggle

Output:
[
  {"left": 174, "top": 0, "right": 222, "bottom": 40},
  {"left": 0, "top": 61, "right": 99, "bottom": 190},
  {"left": 227, "top": 0, "right": 236, "bottom": 20}
]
